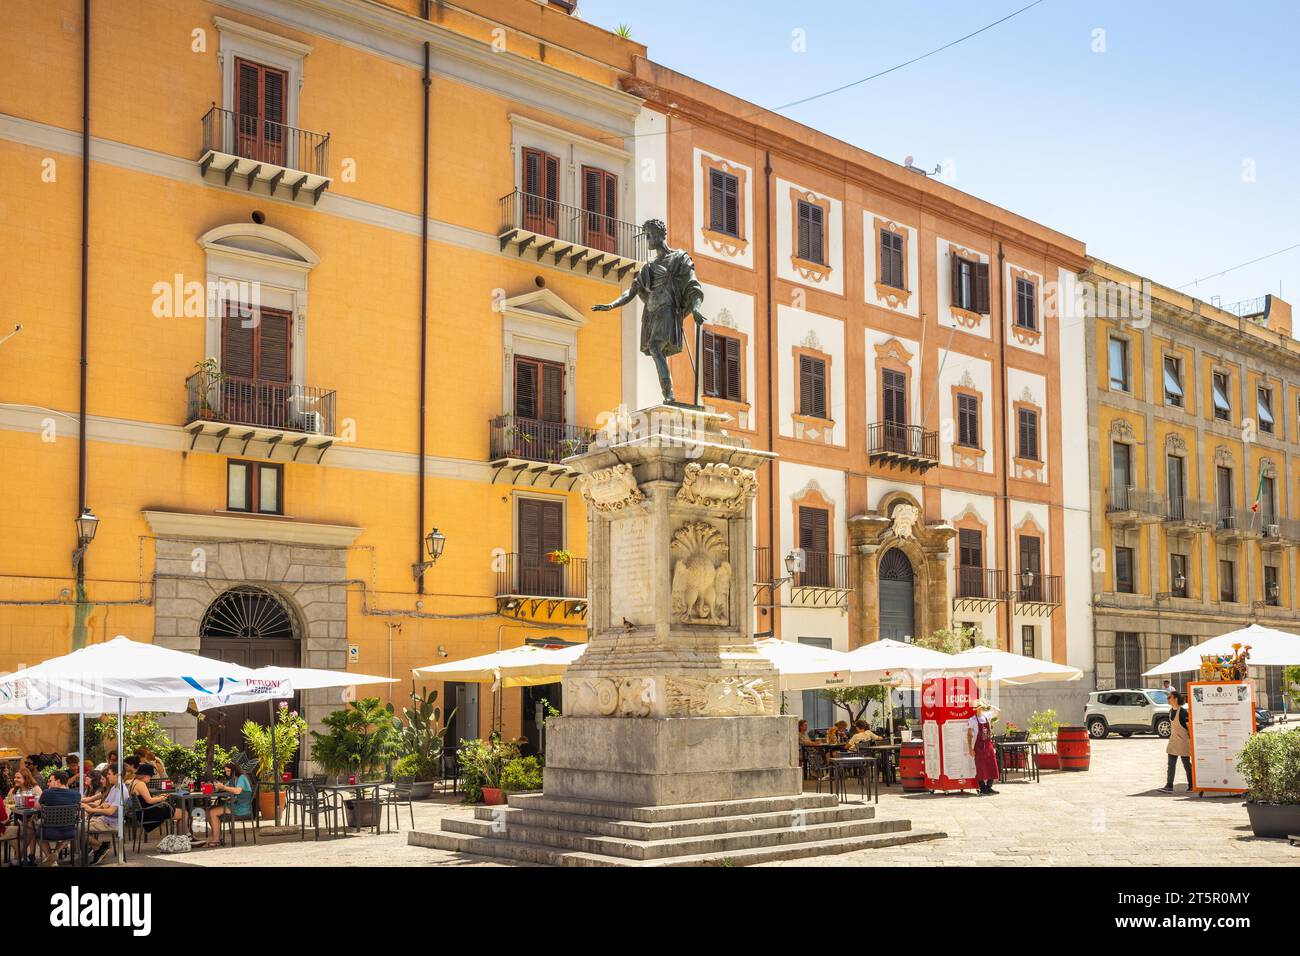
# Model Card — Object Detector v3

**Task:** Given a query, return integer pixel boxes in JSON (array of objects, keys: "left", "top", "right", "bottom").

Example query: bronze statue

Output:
[{"left": 593, "top": 218, "right": 708, "bottom": 406}]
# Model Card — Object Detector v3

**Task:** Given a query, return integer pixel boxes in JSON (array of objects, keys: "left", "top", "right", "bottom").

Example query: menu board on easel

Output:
[
  {"left": 1187, "top": 681, "right": 1256, "bottom": 794},
  {"left": 921, "top": 675, "right": 978, "bottom": 792}
]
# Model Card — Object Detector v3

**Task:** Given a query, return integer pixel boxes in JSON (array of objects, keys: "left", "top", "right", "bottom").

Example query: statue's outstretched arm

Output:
[{"left": 592, "top": 279, "right": 639, "bottom": 312}]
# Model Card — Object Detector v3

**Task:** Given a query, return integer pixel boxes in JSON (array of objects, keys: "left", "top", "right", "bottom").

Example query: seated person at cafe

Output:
[
  {"left": 201, "top": 760, "right": 254, "bottom": 848},
  {"left": 95, "top": 750, "right": 117, "bottom": 772},
  {"left": 134, "top": 747, "right": 167, "bottom": 780},
  {"left": 121, "top": 755, "right": 140, "bottom": 783},
  {"left": 37, "top": 770, "right": 82, "bottom": 865},
  {"left": 797, "top": 719, "right": 814, "bottom": 746},
  {"left": 827, "top": 720, "right": 850, "bottom": 743},
  {"left": 846, "top": 719, "right": 883, "bottom": 750},
  {"left": 127, "top": 763, "right": 181, "bottom": 835},
  {"left": 83, "top": 765, "right": 125, "bottom": 865},
  {"left": 6, "top": 764, "right": 42, "bottom": 804}
]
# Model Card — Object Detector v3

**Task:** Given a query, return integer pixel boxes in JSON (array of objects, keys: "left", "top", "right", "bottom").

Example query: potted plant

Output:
[
  {"left": 457, "top": 736, "right": 519, "bottom": 805},
  {"left": 309, "top": 697, "right": 397, "bottom": 828},
  {"left": 390, "top": 686, "right": 451, "bottom": 799},
  {"left": 546, "top": 548, "right": 572, "bottom": 566},
  {"left": 501, "top": 754, "right": 544, "bottom": 795},
  {"left": 192, "top": 357, "right": 225, "bottom": 419},
  {"left": 242, "top": 703, "right": 308, "bottom": 822},
  {"left": 1238, "top": 728, "right": 1300, "bottom": 838},
  {"left": 1028, "top": 709, "right": 1062, "bottom": 770}
]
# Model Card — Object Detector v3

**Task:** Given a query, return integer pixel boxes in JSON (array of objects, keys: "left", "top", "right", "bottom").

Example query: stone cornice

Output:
[{"left": 143, "top": 510, "right": 363, "bottom": 547}]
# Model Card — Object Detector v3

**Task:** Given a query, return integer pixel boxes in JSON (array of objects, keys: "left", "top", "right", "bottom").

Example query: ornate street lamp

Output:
[
  {"left": 412, "top": 527, "right": 446, "bottom": 580},
  {"left": 71, "top": 507, "right": 99, "bottom": 571}
]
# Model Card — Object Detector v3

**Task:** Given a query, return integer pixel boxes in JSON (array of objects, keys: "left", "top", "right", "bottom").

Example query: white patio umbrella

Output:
[
  {"left": 414, "top": 643, "right": 587, "bottom": 688},
  {"left": 0, "top": 635, "right": 269, "bottom": 864},
  {"left": 1143, "top": 623, "right": 1300, "bottom": 675},
  {"left": 948, "top": 644, "right": 1083, "bottom": 685},
  {"left": 841, "top": 638, "right": 972, "bottom": 684},
  {"left": 752, "top": 638, "right": 858, "bottom": 691}
]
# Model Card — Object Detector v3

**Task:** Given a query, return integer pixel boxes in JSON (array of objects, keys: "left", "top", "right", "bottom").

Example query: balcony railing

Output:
[
  {"left": 495, "top": 553, "right": 588, "bottom": 601},
  {"left": 1015, "top": 573, "right": 1061, "bottom": 614},
  {"left": 956, "top": 567, "right": 1008, "bottom": 601},
  {"left": 754, "top": 547, "right": 775, "bottom": 589},
  {"left": 1108, "top": 486, "right": 1163, "bottom": 515},
  {"left": 867, "top": 422, "right": 939, "bottom": 470},
  {"left": 185, "top": 371, "right": 336, "bottom": 436},
  {"left": 793, "top": 552, "right": 853, "bottom": 590},
  {"left": 1261, "top": 516, "right": 1299, "bottom": 543},
  {"left": 498, "top": 190, "right": 647, "bottom": 269},
  {"left": 199, "top": 106, "right": 331, "bottom": 204},
  {"left": 489, "top": 414, "right": 598, "bottom": 466},
  {"left": 1164, "top": 496, "right": 1214, "bottom": 527}
]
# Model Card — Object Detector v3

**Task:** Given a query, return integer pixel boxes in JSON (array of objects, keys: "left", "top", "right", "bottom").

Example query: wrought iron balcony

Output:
[
  {"left": 1214, "top": 507, "right": 1261, "bottom": 541},
  {"left": 1260, "top": 516, "right": 1299, "bottom": 549},
  {"left": 495, "top": 552, "right": 588, "bottom": 620},
  {"left": 867, "top": 422, "right": 939, "bottom": 472},
  {"left": 1013, "top": 573, "right": 1061, "bottom": 616},
  {"left": 789, "top": 551, "right": 853, "bottom": 608},
  {"left": 953, "top": 567, "right": 1008, "bottom": 613},
  {"left": 184, "top": 371, "right": 336, "bottom": 461},
  {"left": 1163, "top": 496, "right": 1214, "bottom": 531},
  {"left": 1106, "top": 486, "right": 1164, "bottom": 527},
  {"left": 199, "top": 106, "right": 331, "bottom": 206},
  {"left": 488, "top": 414, "right": 598, "bottom": 486},
  {"left": 497, "top": 189, "right": 646, "bottom": 279}
]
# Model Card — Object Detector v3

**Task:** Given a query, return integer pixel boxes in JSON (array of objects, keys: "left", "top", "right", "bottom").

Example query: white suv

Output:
[{"left": 1084, "top": 688, "right": 1172, "bottom": 739}]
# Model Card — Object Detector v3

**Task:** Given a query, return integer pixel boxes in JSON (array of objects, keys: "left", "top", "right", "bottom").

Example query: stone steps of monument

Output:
[
  {"left": 471, "top": 802, "right": 874, "bottom": 840},
  {"left": 411, "top": 824, "right": 945, "bottom": 867},
  {"left": 440, "top": 811, "right": 907, "bottom": 861},
  {"left": 503, "top": 791, "right": 842, "bottom": 823}
]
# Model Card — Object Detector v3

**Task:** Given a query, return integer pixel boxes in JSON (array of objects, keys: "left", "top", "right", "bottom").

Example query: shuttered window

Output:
[
  {"left": 1115, "top": 546, "right": 1135, "bottom": 593},
  {"left": 234, "top": 58, "right": 287, "bottom": 165},
  {"left": 1115, "top": 633, "right": 1141, "bottom": 688},
  {"left": 881, "top": 369, "right": 907, "bottom": 426},
  {"left": 518, "top": 497, "right": 564, "bottom": 597},
  {"left": 221, "top": 301, "right": 290, "bottom": 383},
  {"left": 879, "top": 230, "right": 905, "bottom": 289},
  {"left": 702, "top": 331, "right": 742, "bottom": 401},
  {"left": 796, "top": 200, "right": 825, "bottom": 265},
  {"left": 708, "top": 169, "right": 740, "bottom": 237},
  {"left": 951, "top": 255, "right": 989, "bottom": 313},
  {"left": 799, "top": 354, "right": 827, "bottom": 419},
  {"left": 522, "top": 147, "right": 560, "bottom": 237},
  {"left": 1015, "top": 277, "right": 1037, "bottom": 330},
  {"left": 1016, "top": 407, "right": 1039, "bottom": 461},
  {"left": 1219, "top": 559, "right": 1236, "bottom": 603},
  {"left": 514, "top": 357, "right": 565, "bottom": 424},
  {"left": 956, "top": 393, "right": 979, "bottom": 448},
  {"left": 1212, "top": 371, "right": 1231, "bottom": 421},
  {"left": 582, "top": 165, "right": 618, "bottom": 253},
  {"left": 798, "top": 506, "right": 830, "bottom": 587},
  {"left": 958, "top": 528, "right": 982, "bottom": 568}
]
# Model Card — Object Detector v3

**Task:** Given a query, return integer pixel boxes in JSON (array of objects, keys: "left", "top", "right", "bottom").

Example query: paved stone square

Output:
[{"left": 124, "top": 732, "right": 1295, "bottom": 867}]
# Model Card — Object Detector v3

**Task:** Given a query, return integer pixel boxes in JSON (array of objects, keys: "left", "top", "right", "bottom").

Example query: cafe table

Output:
[
  {"left": 6, "top": 803, "right": 41, "bottom": 862},
  {"left": 855, "top": 743, "right": 902, "bottom": 786},
  {"left": 826, "top": 754, "right": 875, "bottom": 804},
  {"left": 317, "top": 781, "right": 385, "bottom": 834},
  {"left": 165, "top": 790, "right": 235, "bottom": 837},
  {"left": 994, "top": 740, "right": 1040, "bottom": 784}
]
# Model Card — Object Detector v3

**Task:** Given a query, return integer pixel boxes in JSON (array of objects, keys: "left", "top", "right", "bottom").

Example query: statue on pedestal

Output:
[{"left": 592, "top": 218, "right": 708, "bottom": 406}]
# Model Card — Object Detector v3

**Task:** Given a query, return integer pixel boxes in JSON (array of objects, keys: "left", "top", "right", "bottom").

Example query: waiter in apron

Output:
[
  {"left": 1159, "top": 689, "right": 1193, "bottom": 792},
  {"left": 967, "top": 699, "right": 1000, "bottom": 795}
]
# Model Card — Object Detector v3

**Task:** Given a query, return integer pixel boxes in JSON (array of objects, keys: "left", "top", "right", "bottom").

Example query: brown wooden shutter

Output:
[
  {"left": 702, "top": 331, "right": 716, "bottom": 396},
  {"left": 951, "top": 254, "right": 963, "bottom": 306},
  {"left": 236, "top": 60, "right": 260, "bottom": 119},
  {"left": 975, "top": 261, "right": 990, "bottom": 313},
  {"left": 519, "top": 498, "right": 564, "bottom": 561},
  {"left": 800, "top": 354, "right": 826, "bottom": 418},
  {"left": 724, "top": 336, "right": 741, "bottom": 401},
  {"left": 541, "top": 362, "right": 564, "bottom": 423},
  {"left": 221, "top": 302, "right": 255, "bottom": 379},
  {"left": 798, "top": 507, "right": 829, "bottom": 554},
  {"left": 257, "top": 308, "right": 291, "bottom": 383},
  {"left": 514, "top": 358, "right": 538, "bottom": 421},
  {"left": 522, "top": 148, "right": 559, "bottom": 235},
  {"left": 796, "top": 202, "right": 811, "bottom": 260}
]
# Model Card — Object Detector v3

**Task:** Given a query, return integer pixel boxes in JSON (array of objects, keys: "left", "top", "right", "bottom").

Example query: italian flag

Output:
[{"left": 1251, "top": 471, "right": 1266, "bottom": 512}]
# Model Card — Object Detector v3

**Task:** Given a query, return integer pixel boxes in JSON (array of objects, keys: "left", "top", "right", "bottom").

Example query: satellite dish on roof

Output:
[{"left": 904, "top": 155, "right": 914, "bottom": 167}]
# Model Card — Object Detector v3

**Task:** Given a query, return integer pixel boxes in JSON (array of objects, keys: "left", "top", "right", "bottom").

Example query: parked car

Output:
[
  {"left": 1084, "top": 689, "right": 1172, "bottom": 739},
  {"left": 1255, "top": 708, "right": 1274, "bottom": 730}
]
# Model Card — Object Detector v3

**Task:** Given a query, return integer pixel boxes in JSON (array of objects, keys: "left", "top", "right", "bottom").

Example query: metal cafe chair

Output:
[
  {"left": 37, "top": 803, "right": 82, "bottom": 865},
  {"left": 381, "top": 780, "right": 416, "bottom": 833},
  {"left": 292, "top": 782, "right": 343, "bottom": 841}
]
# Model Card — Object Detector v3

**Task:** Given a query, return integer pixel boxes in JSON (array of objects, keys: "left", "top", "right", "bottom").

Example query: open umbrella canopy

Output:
[
  {"left": 414, "top": 643, "right": 586, "bottom": 687},
  {"left": 191, "top": 665, "right": 396, "bottom": 710},
  {"left": 0, "top": 635, "right": 263, "bottom": 715},
  {"left": 753, "top": 638, "right": 858, "bottom": 691},
  {"left": 1143, "top": 623, "right": 1300, "bottom": 676},
  {"left": 948, "top": 645, "right": 1083, "bottom": 685},
  {"left": 842, "top": 638, "right": 981, "bottom": 684}
]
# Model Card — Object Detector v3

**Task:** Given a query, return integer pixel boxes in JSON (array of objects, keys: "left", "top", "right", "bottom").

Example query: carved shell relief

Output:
[
  {"left": 676, "top": 462, "right": 758, "bottom": 512},
  {"left": 669, "top": 521, "right": 732, "bottom": 625}
]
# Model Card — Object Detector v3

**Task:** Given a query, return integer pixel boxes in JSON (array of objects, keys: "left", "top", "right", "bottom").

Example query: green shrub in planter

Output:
[
  {"left": 394, "top": 752, "right": 439, "bottom": 781},
  {"left": 1237, "top": 728, "right": 1300, "bottom": 838},
  {"left": 457, "top": 737, "right": 519, "bottom": 803},
  {"left": 501, "top": 755, "right": 544, "bottom": 793}
]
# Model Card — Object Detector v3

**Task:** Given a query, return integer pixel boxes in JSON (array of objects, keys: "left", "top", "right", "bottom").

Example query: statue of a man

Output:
[{"left": 592, "top": 219, "right": 707, "bottom": 405}]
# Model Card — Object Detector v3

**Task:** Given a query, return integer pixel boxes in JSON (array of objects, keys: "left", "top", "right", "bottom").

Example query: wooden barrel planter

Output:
[
  {"left": 1057, "top": 725, "right": 1091, "bottom": 771},
  {"left": 900, "top": 741, "right": 926, "bottom": 791}
]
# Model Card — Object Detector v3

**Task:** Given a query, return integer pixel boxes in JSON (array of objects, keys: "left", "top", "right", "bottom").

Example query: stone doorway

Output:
[{"left": 878, "top": 549, "right": 916, "bottom": 641}]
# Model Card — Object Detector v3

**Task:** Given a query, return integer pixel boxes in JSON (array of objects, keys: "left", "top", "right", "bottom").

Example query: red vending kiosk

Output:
[{"left": 921, "top": 675, "right": 978, "bottom": 792}]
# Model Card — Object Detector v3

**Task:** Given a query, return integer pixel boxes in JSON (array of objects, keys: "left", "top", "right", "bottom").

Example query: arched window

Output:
[{"left": 201, "top": 585, "right": 296, "bottom": 639}]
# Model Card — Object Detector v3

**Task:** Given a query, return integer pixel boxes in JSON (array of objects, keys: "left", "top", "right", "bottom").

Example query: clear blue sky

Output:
[{"left": 579, "top": 0, "right": 1300, "bottom": 310}]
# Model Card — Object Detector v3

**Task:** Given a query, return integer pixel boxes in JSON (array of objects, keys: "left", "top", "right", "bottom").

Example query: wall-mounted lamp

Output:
[
  {"left": 412, "top": 527, "right": 447, "bottom": 579},
  {"left": 71, "top": 507, "right": 99, "bottom": 572}
]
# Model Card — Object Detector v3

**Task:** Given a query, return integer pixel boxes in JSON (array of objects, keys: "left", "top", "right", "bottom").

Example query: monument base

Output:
[{"left": 542, "top": 715, "right": 801, "bottom": 805}]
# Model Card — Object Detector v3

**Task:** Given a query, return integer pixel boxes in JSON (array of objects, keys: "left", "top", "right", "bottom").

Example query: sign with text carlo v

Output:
[{"left": 921, "top": 675, "right": 978, "bottom": 792}]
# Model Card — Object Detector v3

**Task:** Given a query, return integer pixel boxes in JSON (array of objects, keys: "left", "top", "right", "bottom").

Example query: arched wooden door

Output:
[
  {"left": 199, "top": 586, "right": 300, "bottom": 756},
  {"left": 878, "top": 549, "right": 915, "bottom": 642}
]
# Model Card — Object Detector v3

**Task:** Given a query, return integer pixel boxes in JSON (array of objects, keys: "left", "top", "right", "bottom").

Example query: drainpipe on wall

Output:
[
  {"left": 416, "top": 0, "right": 431, "bottom": 595},
  {"left": 761, "top": 149, "right": 776, "bottom": 638},
  {"left": 997, "top": 241, "right": 1013, "bottom": 653},
  {"left": 73, "top": 0, "right": 91, "bottom": 650}
]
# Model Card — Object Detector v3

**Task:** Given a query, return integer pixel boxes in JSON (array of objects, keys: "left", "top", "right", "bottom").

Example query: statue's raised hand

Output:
[{"left": 591, "top": 303, "right": 614, "bottom": 312}]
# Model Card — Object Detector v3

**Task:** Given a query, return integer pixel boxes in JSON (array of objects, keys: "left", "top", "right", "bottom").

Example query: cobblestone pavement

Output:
[{"left": 126, "top": 733, "right": 1295, "bottom": 867}]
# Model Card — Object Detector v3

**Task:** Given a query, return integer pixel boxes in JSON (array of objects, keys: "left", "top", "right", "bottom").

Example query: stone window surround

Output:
[
  {"left": 1208, "top": 363, "right": 1235, "bottom": 424},
  {"left": 700, "top": 322, "right": 752, "bottom": 428},
  {"left": 499, "top": 288, "right": 586, "bottom": 425},
  {"left": 509, "top": 112, "right": 632, "bottom": 214},
  {"left": 1008, "top": 265, "right": 1041, "bottom": 347},
  {"left": 215, "top": 16, "right": 312, "bottom": 133},
  {"left": 1013, "top": 515, "right": 1048, "bottom": 586},
  {"left": 791, "top": 343, "right": 835, "bottom": 440},
  {"left": 873, "top": 339, "right": 913, "bottom": 430},
  {"left": 872, "top": 217, "right": 911, "bottom": 308},
  {"left": 789, "top": 186, "right": 833, "bottom": 283},
  {"left": 511, "top": 489, "right": 568, "bottom": 555},
  {"left": 699, "top": 152, "right": 749, "bottom": 256},
  {"left": 946, "top": 241, "right": 987, "bottom": 331},
  {"left": 1012, "top": 396, "right": 1045, "bottom": 482},
  {"left": 790, "top": 482, "right": 838, "bottom": 561},
  {"left": 951, "top": 385, "right": 985, "bottom": 471},
  {"left": 1159, "top": 343, "right": 1193, "bottom": 413},
  {"left": 952, "top": 508, "right": 989, "bottom": 570},
  {"left": 1107, "top": 327, "right": 1134, "bottom": 395}
]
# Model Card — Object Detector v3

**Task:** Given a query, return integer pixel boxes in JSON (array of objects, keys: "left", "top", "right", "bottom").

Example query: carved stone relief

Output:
[{"left": 669, "top": 521, "right": 732, "bottom": 624}]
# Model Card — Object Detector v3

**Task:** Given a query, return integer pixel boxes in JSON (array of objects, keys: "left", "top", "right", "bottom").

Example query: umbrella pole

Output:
[
  {"left": 115, "top": 698, "right": 124, "bottom": 865},
  {"left": 268, "top": 700, "right": 281, "bottom": 825},
  {"left": 78, "top": 712, "right": 85, "bottom": 866}
]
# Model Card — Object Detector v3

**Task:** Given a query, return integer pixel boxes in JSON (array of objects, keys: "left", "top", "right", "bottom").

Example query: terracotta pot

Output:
[
  {"left": 482, "top": 786, "right": 504, "bottom": 805},
  {"left": 1036, "top": 752, "right": 1060, "bottom": 771},
  {"left": 258, "top": 788, "right": 286, "bottom": 823}
]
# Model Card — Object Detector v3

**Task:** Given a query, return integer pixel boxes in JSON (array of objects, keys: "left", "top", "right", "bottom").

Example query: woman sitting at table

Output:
[
  {"left": 134, "top": 748, "right": 167, "bottom": 781},
  {"left": 797, "top": 720, "right": 814, "bottom": 746},
  {"left": 201, "top": 760, "right": 254, "bottom": 848},
  {"left": 846, "top": 719, "right": 883, "bottom": 750},
  {"left": 828, "top": 720, "right": 850, "bottom": 743},
  {"left": 127, "top": 763, "right": 180, "bottom": 836},
  {"left": 6, "top": 764, "right": 42, "bottom": 804}
]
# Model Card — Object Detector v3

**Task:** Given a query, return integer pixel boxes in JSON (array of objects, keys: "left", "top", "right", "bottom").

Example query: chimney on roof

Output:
[{"left": 1266, "top": 295, "right": 1292, "bottom": 338}]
